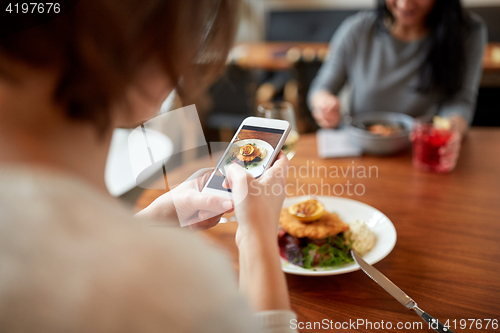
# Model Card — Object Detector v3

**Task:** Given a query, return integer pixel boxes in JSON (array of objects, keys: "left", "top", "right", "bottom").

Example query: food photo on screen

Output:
[{"left": 206, "top": 125, "right": 284, "bottom": 191}]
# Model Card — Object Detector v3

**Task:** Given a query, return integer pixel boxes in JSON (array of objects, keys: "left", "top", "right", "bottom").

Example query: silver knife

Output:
[{"left": 351, "top": 250, "right": 453, "bottom": 333}]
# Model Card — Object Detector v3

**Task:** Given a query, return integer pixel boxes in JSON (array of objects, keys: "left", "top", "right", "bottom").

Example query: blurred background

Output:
[
  {"left": 113, "top": 0, "right": 500, "bottom": 204},
  {"left": 211, "top": 0, "right": 500, "bottom": 140}
]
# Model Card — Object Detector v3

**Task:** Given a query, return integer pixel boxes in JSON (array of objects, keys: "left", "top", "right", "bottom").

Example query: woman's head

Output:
[
  {"left": 378, "top": 0, "right": 472, "bottom": 98},
  {"left": 0, "top": 0, "right": 238, "bottom": 133},
  {"left": 384, "top": 0, "right": 436, "bottom": 29}
]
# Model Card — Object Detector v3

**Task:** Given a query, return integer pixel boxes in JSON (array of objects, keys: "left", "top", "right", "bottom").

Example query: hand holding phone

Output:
[
  {"left": 224, "top": 152, "right": 290, "bottom": 244},
  {"left": 202, "top": 117, "right": 291, "bottom": 199},
  {"left": 137, "top": 168, "right": 234, "bottom": 229}
]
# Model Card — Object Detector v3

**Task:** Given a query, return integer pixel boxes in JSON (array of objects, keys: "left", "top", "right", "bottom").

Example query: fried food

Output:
[
  {"left": 367, "top": 124, "right": 401, "bottom": 137},
  {"left": 236, "top": 144, "right": 262, "bottom": 162},
  {"left": 288, "top": 199, "right": 325, "bottom": 222},
  {"left": 239, "top": 144, "right": 255, "bottom": 156},
  {"left": 230, "top": 143, "right": 267, "bottom": 164},
  {"left": 279, "top": 208, "right": 350, "bottom": 239}
]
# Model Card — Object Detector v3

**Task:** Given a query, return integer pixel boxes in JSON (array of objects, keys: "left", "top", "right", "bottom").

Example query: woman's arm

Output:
[
  {"left": 439, "top": 19, "right": 488, "bottom": 132},
  {"left": 308, "top": 14, "right": 362, "bottom": 128},
  {"left": 238, "top": 238, "right": 291, "bottom": 311},
  {"left": 435, "top": 20, "right": 487, "bottom": 172},
  {"left": 307, "top": 16, "right": 357, "bottom": 104},
  {"left": 225, "top": 153, "right": 292, "bottom": 312},
  {"left": 308, "top": 31, "right": 346, "bottom": 129}
]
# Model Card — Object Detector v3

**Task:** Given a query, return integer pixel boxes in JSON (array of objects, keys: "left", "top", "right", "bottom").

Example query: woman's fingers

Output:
[
  {"left": 312, "top": 108, "right": 327, "bottom": 124},
  {"left": 187, "top": 192, "right": 233, "bottom": 214},
  {"left": 260, "top": 152, "right": 289, "bottom": 184},
  {"left": 324, "top": 104, "right": 341, "bottom": 127},
  {"left": 182, "top": 167, "right": 215, "bottom": 191},
  {"left": 226, "top": 164, "right": 252, "bottom": 188},
  {"left": 439, "top": 132, "right": 461, "bottom": 156},
  {"left": 186, "top": 167, "right": 213, "bottom": 181},
  {"left": 312, "top": 100, "right": 341, "bottom": 128},
  {"left": 175, "top": 192, "right": 231, "bottom": 227},
  {"left": 222, "top": 178, "right": 231, "bottom": 189},
  {"left": 438, "top": 132, "right": 461, "bottom": 172},
  {"left": 226, "top": 163, "right": 254, "bottom": 203},
  {"left": 313, "top": 109, "right": 337, "bottom": 128},
  {"left": 272, "top": 151, "right": 290, "bottom": 169},
  {"left": 187, "top": 212, "right": 224, "bottom": 231}
]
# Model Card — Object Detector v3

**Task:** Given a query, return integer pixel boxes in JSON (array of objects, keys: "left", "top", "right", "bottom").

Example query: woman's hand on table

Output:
[
  {"left": 311, "top": 90, "right": 342, "bottom": 128},
  {"left": 136, "top": 168, "right": 233, "bottom": 230},
  {"left": 438, "top": 115, "right": 468, "bottom": 172},
  {"left": 438, "top": 131, "right": 461, "bottom": 172}
]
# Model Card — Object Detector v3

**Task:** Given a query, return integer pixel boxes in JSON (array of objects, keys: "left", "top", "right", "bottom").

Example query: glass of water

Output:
[{"left": 257, "top": 101, "right": 299, "bottom": 159}]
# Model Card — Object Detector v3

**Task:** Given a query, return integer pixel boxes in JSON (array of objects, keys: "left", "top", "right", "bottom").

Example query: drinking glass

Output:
[
  {"left": 257, "top": 101, "right": 299, "bottom": 159},
  {"left": 412, "top": 115, "right": 454, "bottom": 172}
]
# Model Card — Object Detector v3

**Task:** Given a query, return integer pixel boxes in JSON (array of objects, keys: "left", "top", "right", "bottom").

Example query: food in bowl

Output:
[
  {"left": 278, "top": 198, "right": 376, "bottom": 269},
  {"left": 346, "top": 112, "right": 414, "bottom": 155},
  {"left": 366, "top": 123, "right": 404, "bottom": 137}
]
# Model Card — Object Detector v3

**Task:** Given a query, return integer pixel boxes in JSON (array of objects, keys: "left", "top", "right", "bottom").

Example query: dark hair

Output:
[
  {"left": 377, "top": 0, "right": 472, "bottom": 98},
  {"left": 0, "top": 0, "right": 238, "bottom": 133}
]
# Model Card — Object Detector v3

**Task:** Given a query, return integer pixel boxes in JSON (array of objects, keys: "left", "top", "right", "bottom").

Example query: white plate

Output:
[
  {"left": 280, "top": 196, "right": 397, "bottom": 276},
  {"left": 221, "top": 139, "right": 274, "bottom": 178}
]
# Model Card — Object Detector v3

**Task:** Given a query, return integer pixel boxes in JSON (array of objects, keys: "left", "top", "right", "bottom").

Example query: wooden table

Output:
[
  {"left": 231, "top": 42, "right": 500, "bottom": 87},
  {"left": 136, "top": 128, "right": 500, "bottom": 332},
  {"left": 230, "top": 42, "right": 330, "bottom": 71}
]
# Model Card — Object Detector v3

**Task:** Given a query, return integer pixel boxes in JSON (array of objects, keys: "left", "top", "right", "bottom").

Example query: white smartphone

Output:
[{"left": 202, "top": 116, "right": 291, "bottom": 198}]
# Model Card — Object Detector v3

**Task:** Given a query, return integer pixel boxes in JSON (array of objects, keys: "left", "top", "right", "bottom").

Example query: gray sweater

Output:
[{"left": 308, "top": 11, "right": 487, "bottom": 123}]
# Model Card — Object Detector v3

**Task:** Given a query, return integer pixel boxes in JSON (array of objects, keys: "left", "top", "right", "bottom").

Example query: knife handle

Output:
[
  {"left": 422, "top": 312, "right": 453, "bottom": 333},
  {"left": 413, "top": 306, "right": 453, "bottom": 333}
]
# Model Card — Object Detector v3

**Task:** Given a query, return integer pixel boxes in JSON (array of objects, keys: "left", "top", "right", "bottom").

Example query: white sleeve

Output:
[{"left": 139, "top": 227, "right": 298, "bottom": 333}]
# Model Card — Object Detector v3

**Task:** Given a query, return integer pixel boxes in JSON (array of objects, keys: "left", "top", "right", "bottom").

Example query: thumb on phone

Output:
[{"left": 225, "top": 164, "right": 251, "bottom": 206}]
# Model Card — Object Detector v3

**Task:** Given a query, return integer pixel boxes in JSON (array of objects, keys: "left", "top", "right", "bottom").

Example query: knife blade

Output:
[{"left": 351, "top": 250, "right": 453, "bottom": 333}]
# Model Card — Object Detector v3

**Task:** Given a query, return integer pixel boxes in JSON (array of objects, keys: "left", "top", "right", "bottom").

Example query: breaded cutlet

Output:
[{"left": 279, "top": 208, "right": 350, "bottom": 239}]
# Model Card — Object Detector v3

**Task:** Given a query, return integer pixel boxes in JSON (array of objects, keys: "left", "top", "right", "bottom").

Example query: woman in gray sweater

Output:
[{"left": 309, "top": 0, "right": 487, "bottom": 168}]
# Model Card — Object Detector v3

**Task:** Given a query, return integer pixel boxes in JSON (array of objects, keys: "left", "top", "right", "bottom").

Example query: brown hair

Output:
[{"left": 0, "top": 0, "right": 238, "bottom": 132}]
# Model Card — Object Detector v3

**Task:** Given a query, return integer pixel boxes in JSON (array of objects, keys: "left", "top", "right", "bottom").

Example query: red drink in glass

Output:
[{"left": 412, "top": 119, "right": 453, "bottom": 172}]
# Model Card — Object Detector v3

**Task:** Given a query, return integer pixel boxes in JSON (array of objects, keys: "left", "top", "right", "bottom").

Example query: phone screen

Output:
[{"left": 206, "top": 125, "right": 285, "bottom": 192}]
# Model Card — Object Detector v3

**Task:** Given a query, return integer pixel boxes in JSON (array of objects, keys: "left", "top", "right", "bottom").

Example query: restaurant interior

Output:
[
  {"left": 114, "top": 0, "right": 500, "bottom": 202},
  {"left": 122, "top": 0, "right": 500, "bottom": 331}
]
